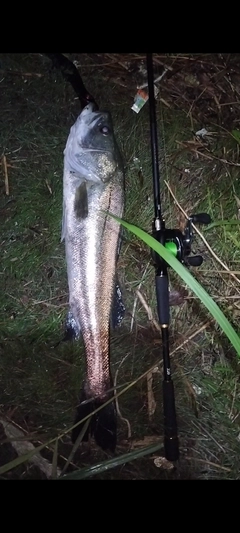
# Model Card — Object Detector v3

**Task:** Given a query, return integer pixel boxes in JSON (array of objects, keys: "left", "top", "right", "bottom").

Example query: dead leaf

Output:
[{"left": 153, "top": 456, "right": 174, "bottom": 470}]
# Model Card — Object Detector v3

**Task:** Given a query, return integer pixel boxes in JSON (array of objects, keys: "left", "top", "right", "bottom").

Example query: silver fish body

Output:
[{"left": 62, "top": 103, "right": 124, "bottom": 450}]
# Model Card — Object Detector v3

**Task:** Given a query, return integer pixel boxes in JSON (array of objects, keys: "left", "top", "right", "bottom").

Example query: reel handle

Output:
[{"left": 190, "top": 213, "right": 211, "bottom": 225}]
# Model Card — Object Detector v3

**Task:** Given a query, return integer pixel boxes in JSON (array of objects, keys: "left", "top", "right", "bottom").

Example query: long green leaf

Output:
[
  {"left": 112, "top": 216, "right": 240, "bottom": 357},
  {"left": 0, "top": 440, "right": 52, "bottom": 476},
  {"left": 60, "top": 442, "right": 164, "bottom": 480}
]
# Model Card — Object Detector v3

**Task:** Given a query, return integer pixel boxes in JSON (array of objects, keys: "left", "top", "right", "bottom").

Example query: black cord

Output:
[{"left": 43, "top": 53, "right": 99, "bottom": 110}]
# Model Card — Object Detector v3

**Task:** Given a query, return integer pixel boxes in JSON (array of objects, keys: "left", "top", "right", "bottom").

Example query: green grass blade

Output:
[
  {"left": 51, "top": 439, "right": 59, "bottom": 480},
  {"left": 60, "top": 419, "right": 91, "bottom": 477},
  {"left": 232, "top": 129, "right": 240, "bottom": 144},
  {"left": 205, "top": 220, "right": 240, "bottom": 230},
  {"left": 112, "top": 216, "right": 240, "bottom": 357},
  {"left": 60, "top": 442, "right": 163, "bottom": 480},
  {"left": 0, "top": 441, "right": 51, "bottom": 476}
]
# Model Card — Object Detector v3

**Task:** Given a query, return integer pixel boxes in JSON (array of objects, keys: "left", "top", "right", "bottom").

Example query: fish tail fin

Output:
[{"left": 71, "top": 389, "right": 117, "bottom": 452}]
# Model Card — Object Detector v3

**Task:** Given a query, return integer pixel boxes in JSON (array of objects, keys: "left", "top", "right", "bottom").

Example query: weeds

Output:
[{"left": 1, "top": 54, "right": 240, "bottom": 479}]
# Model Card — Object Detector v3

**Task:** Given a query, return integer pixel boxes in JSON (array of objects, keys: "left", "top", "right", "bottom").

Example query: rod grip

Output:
[
  {"left": 163, "top": 380, "right": 179, "bottom": 461},
  {"left": 156, "top": 275, "right": 170, "bottom": 325}
]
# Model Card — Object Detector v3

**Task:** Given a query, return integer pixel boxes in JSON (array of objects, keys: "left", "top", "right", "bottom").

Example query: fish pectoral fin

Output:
[
  {"left": 72, "top": 389, "right": 117, "bottom": 452},
  {"left": 111, "top": 280, "right": 125, "bottom": 329},
  {"left": 74, "top": 181, "right": 88, "bottom": 219}
]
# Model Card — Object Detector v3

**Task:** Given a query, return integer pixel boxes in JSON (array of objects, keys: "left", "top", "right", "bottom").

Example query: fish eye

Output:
[{"left": 100, "top": 125, "right": 110, "bottom": 136}]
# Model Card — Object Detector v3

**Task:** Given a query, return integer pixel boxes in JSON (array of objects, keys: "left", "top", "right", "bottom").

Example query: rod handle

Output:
[
  {"left": 163, "top": 379, "right": 179, "bottom": 461},
  {"left": 156, "top": 275, "right": 170, "bottom": 326}
]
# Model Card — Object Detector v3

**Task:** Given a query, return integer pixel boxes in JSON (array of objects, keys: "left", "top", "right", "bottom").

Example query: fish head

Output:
[{"left": 64, "top": 103, "right": 122, "bottom": 183}]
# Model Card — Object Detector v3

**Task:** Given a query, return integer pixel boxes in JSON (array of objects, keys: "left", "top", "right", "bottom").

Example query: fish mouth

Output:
[
  {"left": 79, "top": 103, "right": 109, "bottom": 127},
  {"left": 81, "top": 103, "right": 101, "bottom": 121},
  {"left": 82, "top": 102, "right": 97, "bottom": 113},
  {"left": 79, "top": 148, "right": 112, "bottom": 153}
]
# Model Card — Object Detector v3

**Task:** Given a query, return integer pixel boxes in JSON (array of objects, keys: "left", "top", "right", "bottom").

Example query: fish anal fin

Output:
[
  {"left": 64, "top": 311, "right": 81, "bottom": 341},
  {"left": 111, "top": 280, "right": 125, "bottom": 329}
]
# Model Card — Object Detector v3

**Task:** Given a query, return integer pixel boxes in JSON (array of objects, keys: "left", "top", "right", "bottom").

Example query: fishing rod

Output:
[{"left": 146, "top": 53, "right": 211, "bottom": 461}]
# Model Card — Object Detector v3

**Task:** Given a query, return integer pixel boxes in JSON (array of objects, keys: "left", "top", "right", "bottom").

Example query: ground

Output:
[{"left": 0, "top": 53, "right": 240, "bottom": 480}]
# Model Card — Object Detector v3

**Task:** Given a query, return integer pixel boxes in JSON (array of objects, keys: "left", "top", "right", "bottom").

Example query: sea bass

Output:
[{"left": 62, "top": 102, "right": 125, "bottom": 452}]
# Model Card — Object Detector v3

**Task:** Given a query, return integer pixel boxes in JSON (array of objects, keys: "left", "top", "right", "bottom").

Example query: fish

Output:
[{"left": 62, "top": 102, "right": 125, "bottom": 452}]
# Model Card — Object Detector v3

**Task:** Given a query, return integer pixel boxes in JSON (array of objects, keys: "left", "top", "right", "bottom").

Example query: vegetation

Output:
[{"left": 0, "top": 53, "right": 240, "bottom": 479}]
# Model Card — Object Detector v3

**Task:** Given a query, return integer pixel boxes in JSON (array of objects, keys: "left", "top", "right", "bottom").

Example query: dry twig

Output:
[
  {"left": 2, "top": 155, "right": 9, "bottom": 195},
  {"left": 114, "top": 354, "right": 132, "bottom": 440}
]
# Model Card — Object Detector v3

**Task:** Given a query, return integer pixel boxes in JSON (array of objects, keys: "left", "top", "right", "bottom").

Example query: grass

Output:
[{"left": 1, "top": 53, "right": 240, "bottom": 479}]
